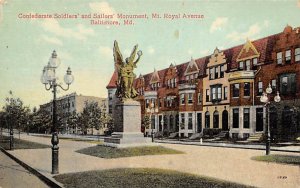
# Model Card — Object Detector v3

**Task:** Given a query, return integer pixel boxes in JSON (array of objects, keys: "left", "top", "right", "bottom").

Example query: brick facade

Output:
[{"left": 107, "top": 25, "right": 300, "bottom": 140}]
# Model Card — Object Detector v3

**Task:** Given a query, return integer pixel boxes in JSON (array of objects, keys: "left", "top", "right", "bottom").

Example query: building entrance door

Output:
[
  {"left": 197, "top": 113, "right": 202, "bottom": 133},
  {"left": 222, "top": 110, "right": 229, "bottom": 130},
  {"left": 256, "top": 108, "right": 263, "bottom": 132}
]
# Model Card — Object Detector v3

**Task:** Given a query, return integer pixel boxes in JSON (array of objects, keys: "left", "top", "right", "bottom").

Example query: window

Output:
[
  {"left": 194, "top": 73, "right": 198, "bottom": 79},
  {"left": 205, "top": 111, "right": 210, "bottom": 128},
  {"left": 180, "top": 94, "right": 185, "bottom": 105},
  {"left": 108, "top": 92, "right": 113, "bottom": 100},
  {"left": 212, "top": 87, "right": 216, "bottom": 100},
  {"left": 285, "top": 50, "right": 291, "bottom": 63},
  {"left": 280, "top": 73, "right": 296, "bottom": 95},
  {"left": 198, "top": 93, "right": 202, "bottom": 104},
  {"left": 180, "top": 113, "right": 185, "bottom": 129},
  {"left": 188, "top": 93, "right": 193, "bottom": 104},
  {"left": 258, "top": 81, "right": 263, "bottom": 95},
  {"left": 244, "top": 82, "right": 250, "bottom": 97},
  {"left": 233, "top": 108, "right": 239, "bottom": 128},
  {"left": 220, "top": 65, "right": 225, "bottom": 78},
  {"left": 243, "top": 108, "right": 250, "bottom": 128},
  {"left": 215, "top": 66, "right": 219, "bottom": 79},
  {"left": 253, "top": 58, "right": 258, "bottom": 65},
  {"left": 174, "top": 78, "right": 177, "bottom": 87},
  {"left": 224, "top": 86, "right": 228, "bottom": 100},
  {"left": 271, "top": 79, "right": 276, "bottom": 93},
  {"left": 145, "top": 99, "right": 149, "bottom": 108},
  {"left": 158, "top": 98, "right": 161, "bottom": 108},
  {"left": 295, "top": 48, "right": 300, "bottom": 62},
  {"left": 246, "top": 60, "right": 251, "bottom": 70},
  {"left": 209, "top": 68, "right": 214, "bottom": 80},
  {"left": 217, "top": 87, "right": 222, "bottom": 100},
  {"left": 233, "top": 84, "right": 240, "bottom": 97},
  {"left": 188, "top": 113, "right": 193, "bottom": 129},
  {"left": 206, "top": 89, "right": 210, "bottom": 102},
  {"left": 239, "top": 61, "right": 244, "bottom": 70},
  {"left": 277, "top": 52, "right": 282, "bottom": 64},
  {"left": 210, "top": 85, "right": 222, "bottom": 102},
  {"left": 213, "top": 111, "right": 219, "bottom": 128}
]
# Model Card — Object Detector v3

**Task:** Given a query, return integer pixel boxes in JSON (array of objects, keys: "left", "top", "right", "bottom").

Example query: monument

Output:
[{"left": 104, "top": 41, "right": 151, "bottom": 147}]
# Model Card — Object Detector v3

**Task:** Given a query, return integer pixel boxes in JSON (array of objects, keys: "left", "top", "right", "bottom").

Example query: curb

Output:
[
  {"left": 156, "top": 140, "right": 300, "bottom": 153},
  {"left": 0, "top": 147, "right": 63, "bottom": 188}
]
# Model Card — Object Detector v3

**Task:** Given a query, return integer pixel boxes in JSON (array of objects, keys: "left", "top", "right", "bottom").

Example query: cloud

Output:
[
  {"left": 226, "top": 24, "right": 261, "bottom": 42},
  {"left": 99, "top": 46, "right": 113, "bottom": 59},
  {"left": 210, "top": 17, "right": 228, "bottom": 33},
  {"left": 40, "top": 35, "right": 63, "bottom": 46},
  {"left": 40, "top": 19, "right": 95, "bottom": 40},
  {"left": 264, "top": 20, "right": 270, "bottom": 27},
  {"left": 147, "top": 46, "right": 155, "bottom": 55},
  {"left": 200, "top": 50, "right": 210, "bottom": 56},
  {"left": 89, "top": 2, "right": 118, "bottom": 21}
]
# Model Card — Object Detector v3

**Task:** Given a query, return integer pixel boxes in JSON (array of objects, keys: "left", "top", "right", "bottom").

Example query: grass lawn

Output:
[
  {"left": 54, "top": 168, "right": 253, "bottom": 188},
  {"left": 76, "top": 145, "right": 184, "bottom": 158},
  {"left": 252, "top": 154, "right": 300, "bottom": 166},
  {"left": 0, "top": 135, "right": 50, "bottom": 150}
]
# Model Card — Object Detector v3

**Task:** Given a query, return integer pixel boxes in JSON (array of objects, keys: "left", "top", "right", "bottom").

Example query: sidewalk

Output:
[
  {"left": 155, "top": 139, "right": 300, "bottom": 153},
  {"left": 3, "top": 134, "right": 300, "bottom": 188}
]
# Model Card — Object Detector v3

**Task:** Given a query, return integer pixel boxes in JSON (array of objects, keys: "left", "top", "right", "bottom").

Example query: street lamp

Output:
[
  {"left": 146, "top": 101, "right": 158, "bottom": 142},
  {"left": 41, "top": 50, "right": 74, "bottom": 174},
  {"left": 260, "top": 83, "right": 281, "bottom": 155}
]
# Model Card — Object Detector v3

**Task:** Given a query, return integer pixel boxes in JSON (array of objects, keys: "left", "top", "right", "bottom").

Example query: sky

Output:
[{"left": 0, "top": 0, "right": 300, "bottom": 110}]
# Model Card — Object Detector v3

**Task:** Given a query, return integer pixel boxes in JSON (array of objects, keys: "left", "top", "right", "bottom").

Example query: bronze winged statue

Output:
[{"left": 113, "top": 40, "right": 142, "bottom": 100}]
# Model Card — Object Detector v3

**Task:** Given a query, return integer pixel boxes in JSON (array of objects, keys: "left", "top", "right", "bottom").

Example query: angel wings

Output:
[{"left": 113, "top": 40, "right": 142, "bottom": 99}]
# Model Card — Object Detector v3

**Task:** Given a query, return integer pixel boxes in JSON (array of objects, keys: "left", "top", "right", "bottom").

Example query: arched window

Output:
[
  {"left": 213, "top": 111, "right": 219, "bottom": 128},
  {"left": 205, "top": 111, "right": 210, "bottom": 128}
]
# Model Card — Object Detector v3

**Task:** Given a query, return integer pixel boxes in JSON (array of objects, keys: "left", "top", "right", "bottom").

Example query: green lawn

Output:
[
  {"left": 252, "top": 154, "right": 300, "bottom": 165},
  {"left": 54, "top": 168, "right": 253, "bottom": 188},
  {"left": 76, "top": 145, "right": 184, "bottom": 158},
  {"left": 0, "top": 135, "right": 50, "bottom": 150}
]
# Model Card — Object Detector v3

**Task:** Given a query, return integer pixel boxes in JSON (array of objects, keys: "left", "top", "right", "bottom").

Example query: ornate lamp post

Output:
[
  {"left": 146, "top": 102, "right": 158, "bottom": 142},
  {"left": 41, "top": 50, "right": 74, "bottom": 174},
  {"left": 260, "top": 83, "right": 281, "bottom": 155}
]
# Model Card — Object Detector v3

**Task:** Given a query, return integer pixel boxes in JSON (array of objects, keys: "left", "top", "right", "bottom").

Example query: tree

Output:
[
  {"left": 32, "top": 108, "right": 52, "bottom": 133},
  {"left": 142, "top": 115, "right": 150, "bottom": 134},
  {"left": 2, "top": 91, "right": 30, "bottom": 134},
  {"left": 100, "top": 112, "right": 113, "bottom": 135},
  {"left": 77, "top": 101, "right": 102, "bottom": 135}
]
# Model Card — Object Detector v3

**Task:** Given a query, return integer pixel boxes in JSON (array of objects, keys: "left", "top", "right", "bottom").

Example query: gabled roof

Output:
[{"left": 106, "top": 71, "right": 118, "bottom": 89}]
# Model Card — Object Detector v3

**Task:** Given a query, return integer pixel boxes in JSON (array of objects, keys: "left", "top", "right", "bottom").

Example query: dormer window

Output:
[
  {"left": 215, "top": 67, "right": 219, "bottom": 79},
  {"left": 246, "top": 60, "right": 251, "bottom": 70},
  {"left": 277, "top": 52, "right": 282, "bottom": 64},
  {"left": 295, "top": 48, "right": 300, "bottom": 62},
  {"left": 285, "top": 50, "right": 291, "bottom": 64},
  {"left": 209, "top": 68, "right": 214, "bottom": 80},
  {"left": 239, "top": 61, "right": 244, "bottom": 70},
  {"left": 253, "top": 58, "right": 258, "bottom": 65}
]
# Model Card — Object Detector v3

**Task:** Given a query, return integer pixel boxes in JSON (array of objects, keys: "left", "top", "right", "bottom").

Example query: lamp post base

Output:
[
  {"left": 51, "top": 145, "right": 59, "bottom": 174},
  {"left": 9, "top": 131, "right": 14, "bottom": 150},
  {"left": 266, "top": 138, "right": 271, "bottom": 155}
]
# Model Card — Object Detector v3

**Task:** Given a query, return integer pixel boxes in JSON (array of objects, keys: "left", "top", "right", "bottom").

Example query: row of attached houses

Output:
[{"left": 107, "top": 25, "right": 300, "bottom": 141}]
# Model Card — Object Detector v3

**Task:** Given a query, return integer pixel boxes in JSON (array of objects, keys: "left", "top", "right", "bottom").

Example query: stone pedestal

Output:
[{"left": 104, "top": 99, "right": 152, "bottom": 148}]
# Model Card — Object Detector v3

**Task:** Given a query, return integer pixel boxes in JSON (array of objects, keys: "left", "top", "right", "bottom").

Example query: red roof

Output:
[{"left": 106, "top": 71, "right": 118, "bottom": 89}]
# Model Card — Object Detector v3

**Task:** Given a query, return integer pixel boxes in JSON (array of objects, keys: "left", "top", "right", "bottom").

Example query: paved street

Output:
[
  {"left": 0, "top": 151, "right": 48, "bottom": 188},
  {"left": 5, "top": 134, "right": 300, "bottom": 188}
]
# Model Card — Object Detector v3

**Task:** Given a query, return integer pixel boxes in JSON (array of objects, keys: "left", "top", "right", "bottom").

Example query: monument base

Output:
[
  {"left": 104, "top": 99, "right": 156, "bottom": 148},
  {"left": 104, "top": 132, "right": 156, "bottom": 148}
]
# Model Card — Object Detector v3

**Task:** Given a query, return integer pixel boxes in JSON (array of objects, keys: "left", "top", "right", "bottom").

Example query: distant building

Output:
[{"left": 39, "top": 92, "right": 107, "bottom": 135}]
